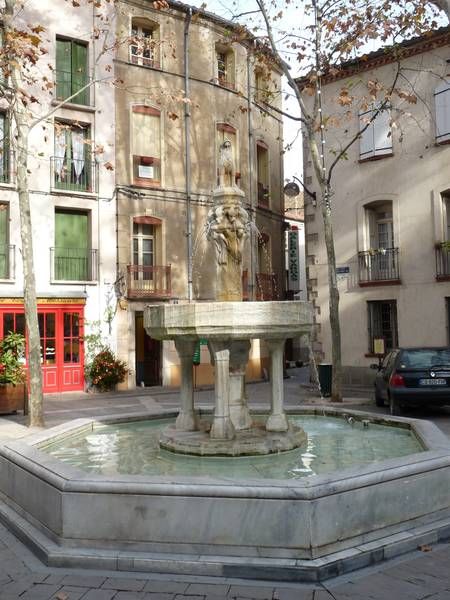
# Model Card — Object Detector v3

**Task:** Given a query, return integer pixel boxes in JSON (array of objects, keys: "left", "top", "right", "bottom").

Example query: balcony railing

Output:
[
  {"left": 54, "top": 69, "right": 91, "bottom": 106},
  {"left": 51, "top": 247, "right": 98, "bottom": 282},
  {"left": 0, "top": 245, "right": 15, "bottom": 279},
  {"left": 436, "top": 242, "right": 450, "bottom": 279},
  {"left": 51, "top": 157, "right": 96, "bottom": 194},
  {"left": 127, "top": 265, "right": 172, "bottom": 299},
  {"left": 358, "top": 247, "right": 400, "bottom": 285}
]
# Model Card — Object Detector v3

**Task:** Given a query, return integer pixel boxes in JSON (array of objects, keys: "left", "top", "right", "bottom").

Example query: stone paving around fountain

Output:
[{"left": 0, "top": 372, "right": 449, "bottom": 598}]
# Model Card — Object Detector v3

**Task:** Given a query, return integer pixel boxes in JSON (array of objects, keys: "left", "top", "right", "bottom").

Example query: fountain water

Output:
[{"left": 145, "top": 141, "right": 311, "bottom": 455}]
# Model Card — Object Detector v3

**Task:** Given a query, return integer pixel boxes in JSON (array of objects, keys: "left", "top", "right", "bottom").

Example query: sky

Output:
[{"left": 188, "top": 0, "right": 305, "bottom": 183}]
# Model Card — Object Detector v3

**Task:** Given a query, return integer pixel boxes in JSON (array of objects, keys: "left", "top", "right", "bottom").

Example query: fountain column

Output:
[
  {"left": 266, "top": 338, "right": 289, "bottom": 432},
  {"left": 174, "top": 339, "right": 198, "bottom": 431},
  {"left": 209, "top": 340, "right": 235, "bottom": 440},
  {"left": 229, "top": 340, "right": 252, "bottom": 430}
]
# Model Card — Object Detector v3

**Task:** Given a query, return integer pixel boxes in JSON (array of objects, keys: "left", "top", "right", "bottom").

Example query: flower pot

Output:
[{"left": 0, "top": 383, "right": 26, "bottom": 415}]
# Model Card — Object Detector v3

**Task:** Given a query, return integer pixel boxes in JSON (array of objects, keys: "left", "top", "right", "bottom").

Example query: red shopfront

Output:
[{"left": 0, "top": 300, "right": 85, "bottom": 393}]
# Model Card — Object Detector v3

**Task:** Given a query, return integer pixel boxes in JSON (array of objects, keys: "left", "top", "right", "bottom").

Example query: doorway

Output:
[{"left": 135, "top": 312, "right": 161, "bottom": 386}]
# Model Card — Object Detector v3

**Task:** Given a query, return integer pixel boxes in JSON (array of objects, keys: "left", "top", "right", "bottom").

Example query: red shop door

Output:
[{"left": 40, "top": 307, "right": 84, "bottom": 393}]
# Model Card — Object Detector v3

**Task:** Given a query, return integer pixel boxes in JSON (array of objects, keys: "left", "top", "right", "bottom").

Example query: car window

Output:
[
  {"left": 386, "top": 351, "right": 398, "bottom": 372},
  {"left": 381, "top": 353, "right": 392, "bottom": 370},
  {"left": 398, "top": 349, "right": 450, "bottom": 369}
]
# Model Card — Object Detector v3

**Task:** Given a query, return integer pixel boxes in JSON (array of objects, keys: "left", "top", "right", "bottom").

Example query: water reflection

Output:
[{"left": 43, "top": 416, "right": 423, "bottom": 480}]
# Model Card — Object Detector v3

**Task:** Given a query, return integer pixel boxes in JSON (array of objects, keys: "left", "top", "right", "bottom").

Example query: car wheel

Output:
[
  {"left": 389, "top": 395, "right": 402, "bottom": 416},
  {"left": 375, "top": 389, "right": 385, "bottom": 407}
]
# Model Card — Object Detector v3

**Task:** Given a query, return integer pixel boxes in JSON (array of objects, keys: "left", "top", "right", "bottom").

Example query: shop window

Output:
[
  {"left": 54, "top": 209, "right": 93, "bottom": 281},
  {"left": 359, "top": 105, "right": 392, "bottom": 160},
  {"left": 131, "top": 105, "right": 161, "bottom": 185},
  {"left": 55, "top": 37, "right": 89, "bottom": 105},
  {"left": 63, "top": 312, "right": 80, "bottom": 364},
  {"left": 53, "top": 121, "right": 93, "bottom": 192},
  {"left": 0, "top": 112, "right": 9, "bottom": 183},
  {"left": 367, "top": 300, "right": 398, "bottom": 353},
  {"left": 256, "top": 141, "right": 269, "bottom": 207},
  {"left": 435, "top": 80, "right": 450, "bottom": 144},
  {"left": 215, "top": 44, "right": 235, "bottom": 90},
  {"left": 130, "top": 19, "right": 160, "bottom": 68}
]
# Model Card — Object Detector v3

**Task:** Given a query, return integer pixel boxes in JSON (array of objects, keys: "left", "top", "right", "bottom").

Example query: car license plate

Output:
[{"left": 419, "top": 378, "right": 447, "bottom": 385}]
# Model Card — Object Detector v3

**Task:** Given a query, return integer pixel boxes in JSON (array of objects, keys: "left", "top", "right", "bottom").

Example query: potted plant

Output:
[
  {"left": 87, "top": 347, "right": 127, "bottom": 392},
  {"left": 0, "top": 332, "right": 26, "bottom": 414}
]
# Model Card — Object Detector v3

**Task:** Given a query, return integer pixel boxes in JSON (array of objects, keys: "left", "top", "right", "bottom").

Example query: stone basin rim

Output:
[{"left": 2, "top": 407, "right": 449, "bottom": 500}]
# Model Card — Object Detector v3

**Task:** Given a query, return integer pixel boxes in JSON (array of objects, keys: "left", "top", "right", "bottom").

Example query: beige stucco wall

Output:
[
  {"left": 303, "top": 40, "right": 450, "bottom": 381},
  {"left": 114, "top": 1, "right": 285, "bottom": 387}
]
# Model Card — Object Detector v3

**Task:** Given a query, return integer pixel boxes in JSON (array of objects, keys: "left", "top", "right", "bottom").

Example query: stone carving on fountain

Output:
[{"left": 145, "top": 141, "right": 312, "bottom": 455}]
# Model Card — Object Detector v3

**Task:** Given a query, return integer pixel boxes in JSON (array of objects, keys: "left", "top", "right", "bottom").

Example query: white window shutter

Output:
[
  {"left": 359, "top": 110, "right": 374, "bottom": 159},
  {"left": 435, "top": 80, "right": 450, "bottom": 143},
  {"left": 373, "top": 109, "right": 392, "bottom": 156}
]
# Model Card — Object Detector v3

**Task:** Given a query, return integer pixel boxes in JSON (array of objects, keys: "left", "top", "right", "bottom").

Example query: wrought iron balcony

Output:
[
  {"left": 51, "top": 157, "right": 96, "bottom": 194},
  {"left": 127, "top": 265, "right": 172, "bottom": 299},
  {"left": 436, "top": 242, "right": 450, "bottom": 280},
  {"left": 358, "top": 247, "right": 400, "bottom": 285},
  {"left": 51, "top": 247, "right": 98, "bottom": 282},
  {"left": 0, "top": 245, "right": 15, "bottom": 280},
  {"left": 54, "top": 69, "right": 91, "bottom": 106}
]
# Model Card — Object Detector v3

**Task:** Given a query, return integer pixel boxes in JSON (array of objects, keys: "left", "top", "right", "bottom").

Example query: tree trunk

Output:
[
  {"left": 320, "top": 186, "right": 343, "bottom": 402},
  {"left": 4, "top": 0, "right": 45, "bottom": 427}
]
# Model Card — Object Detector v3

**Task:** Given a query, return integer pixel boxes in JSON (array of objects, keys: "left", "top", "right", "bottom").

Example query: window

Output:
[
  {"left": 0, "top": 113, "right": 9, "bottom": 183},
  {"left": 130, "top": 20, "right": 159, "bottom": 68},
  {"left": 133, "top": 221, "right": 154, "bottom": 276},
  {"left": 435, "top": 80, "right": 450, "bottom": 144},
  {"left": 256, "top": 141, "right": 269, "bottom": 207},
  {"left": 56, "top": 38, "right": 89, "bottom": 106},
  {"left": 53, "top": 122, "right": 92, "bottom": 192},
  {"left": 131, "top": 106, "right": 161, "bottom": 185},
  {"left": 215, "top": 44, "right": 235, "bottom": 90},
  {"left": 367, "top": 300, "right": 398, "bottom": 353},
  {"left": 217, "top": 123, "right": 238, "bottom": 185},
  {"left": 53, "top": 209, "right": 93, "bottom": 281},
  {"left": 254, "top": 69, "right": 270, "bottom": 104},
  {"left": 0, "top": 203, "right": 10, "bottom": 279},
  {"left": 359, "top": 106, "right": 392, "bottom": 160}
]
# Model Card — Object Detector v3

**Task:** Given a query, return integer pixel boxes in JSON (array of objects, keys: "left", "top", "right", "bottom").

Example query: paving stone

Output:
[
  {"left": 273, "top": 588, "right": 314, "bottom": 600},
  {"left": 50, "top": 585, "right": 89, "bottom": 600},
  {"left": 62, "top": 575, "right": 107, "bottom": 588},
  {"left": 328, "top": 572, "right": 431, "bottom": 599},
  {"left": 382, "top": 564, "right": 449, "bottom": 593},
  {"left": 44, "top": 573, "right": 68, "bottom": 585},
  {"left": 174, "top": 595, "right": 204, "bottom": 600},
  {"left": 144, "top": 582, "right": 188, "bottom": 594},
  {"left": 113, "top": 592, "right": 147, "bottom": 600},
  {"left": 20, "top": 583, "right": 61, "bottom": 600},
  {"left": 427, "top": 593, "right": 450, "bottom": 600},
  {"left": 144, "top": 594, "right": 176, "bottom": 600},
  {"left": 78, "top": 590, "right": 117, "bottom": 600},
  {"left": 0, "top": 581, "right": 34, "bottom": 596},
  {"left": 185, "top": 584, "right": 230, "bottom": 596},
  {"left": 228, "top": 586, "right": 274, "bottom": 599},
  {"left": 102, "top": 578, "right": 146, "bottom": 592}
]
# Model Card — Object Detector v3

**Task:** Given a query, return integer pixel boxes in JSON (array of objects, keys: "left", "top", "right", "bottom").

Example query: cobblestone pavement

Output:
[{"left": 0, "top": 369, "right": 449, "bottom": 599}]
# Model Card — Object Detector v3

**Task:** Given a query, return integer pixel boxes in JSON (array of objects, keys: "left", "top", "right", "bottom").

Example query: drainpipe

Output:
[
  {"left": 246, "top": 53, "right": 255, "bottom": 300},
  {"left": 184, "top": 8, "right": 193, "bottom": 302}
]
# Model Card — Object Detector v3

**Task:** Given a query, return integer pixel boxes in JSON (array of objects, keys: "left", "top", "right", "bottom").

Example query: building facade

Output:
[
  {"left": 113, "top": 0, "right": 285, "bottom": 388},
  {"left": 302, "top": 28, "right": 450, "bottom": 383},
  {"left": 0, "top": 2, "right": 116, "bottom": 393}
]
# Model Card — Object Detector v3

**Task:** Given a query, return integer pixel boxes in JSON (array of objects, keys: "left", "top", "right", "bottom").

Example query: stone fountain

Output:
[{"left": 145, "top": 141, "right": 312, "bottom": 455}]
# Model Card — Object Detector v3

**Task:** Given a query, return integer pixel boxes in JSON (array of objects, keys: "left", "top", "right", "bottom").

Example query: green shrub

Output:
[
  {"left": 88, "top": 348, "right": 127, "bottom": 392},
  {"left": 0, "top": 332, "right": 26, "bottom": 386}
]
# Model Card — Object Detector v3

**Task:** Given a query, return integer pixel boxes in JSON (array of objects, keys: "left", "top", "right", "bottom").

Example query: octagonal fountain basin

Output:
[{"left": 1, "top": 408, "right": 450, "bottom": 583}]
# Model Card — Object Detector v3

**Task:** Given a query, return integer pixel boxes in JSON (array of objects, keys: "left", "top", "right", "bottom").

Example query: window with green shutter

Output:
[
  {"left": 0, "top": 113, "right": 9, "bottom": 183},
  {"left": 56, "top": 38, "right": 89, "bottom": 105},
  {"left": 54, "top": 209, "right": 90, "bottom": 281},
  {"left": 0, "top": 203, "right": 9, "bottom": 279}
]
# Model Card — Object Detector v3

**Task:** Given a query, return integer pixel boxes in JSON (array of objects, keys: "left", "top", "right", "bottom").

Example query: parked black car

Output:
[{"left": 373, "top": 347, "right": 450, "bottom": 415}]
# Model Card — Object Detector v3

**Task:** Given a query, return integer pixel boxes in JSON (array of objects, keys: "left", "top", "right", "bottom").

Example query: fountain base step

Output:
[{"left": 159, "top": 421, "right": 307, "bottom": 456}]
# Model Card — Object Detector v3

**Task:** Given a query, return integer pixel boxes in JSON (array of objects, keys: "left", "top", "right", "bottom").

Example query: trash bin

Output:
[{"left": 318, "top": 363, "right": 332, "bottom": 397}]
